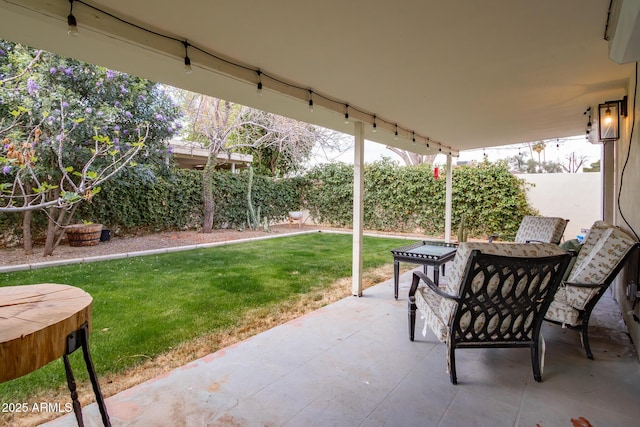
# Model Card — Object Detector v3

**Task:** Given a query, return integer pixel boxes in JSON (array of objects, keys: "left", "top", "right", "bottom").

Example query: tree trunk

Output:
[
  {"left": 202, "top": 156, "right": 216, "bottom": 233},
  {"left": 22, "top": 210, "right": 33, "bottom": 255},
  {"left": 43, "top": 207, "right": 61, "bottom": 257},
  {"left": 42, "top": 202, "right": 78, "bottom": 257},
  {"left": 22, "top": 182, "right": 34, "bottom": 255}
]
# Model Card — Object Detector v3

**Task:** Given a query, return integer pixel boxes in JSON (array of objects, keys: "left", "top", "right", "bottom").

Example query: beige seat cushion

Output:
[{"left": 545, "top": 287, "right": 580, "bottom": 326}]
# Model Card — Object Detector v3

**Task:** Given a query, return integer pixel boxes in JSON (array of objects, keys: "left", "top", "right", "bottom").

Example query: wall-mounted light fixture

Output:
[{"left": 598, "top": 96, "right": 628, "bottom": 141}]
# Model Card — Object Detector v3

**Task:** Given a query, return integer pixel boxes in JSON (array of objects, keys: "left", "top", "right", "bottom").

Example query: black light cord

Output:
[
  {"left": 616, "top": 61, "right": 639, "bottom": 241},
  {"left": 70, "top": 0, "right": 455, "bottom": 155}
]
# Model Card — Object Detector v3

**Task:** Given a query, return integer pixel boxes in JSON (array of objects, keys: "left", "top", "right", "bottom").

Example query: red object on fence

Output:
[{"left": 434, "top": 167, "right": 439, "bottom": 179}]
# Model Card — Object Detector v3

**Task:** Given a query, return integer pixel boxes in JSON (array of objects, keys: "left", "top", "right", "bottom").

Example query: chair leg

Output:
[
  {"left": 531, "top": 345, "right": 542, "bottom": 382},
  {"left": 448, "top": 344, "right": 457, "bottom": 385},
  {"left": 580, "top": 321, "right": 594, "bottom": 360},
  {"left": 408, "top": 299, "right": 416, "bottom": 341}
]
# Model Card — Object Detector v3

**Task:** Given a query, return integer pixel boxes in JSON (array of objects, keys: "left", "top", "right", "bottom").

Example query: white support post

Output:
[
  {"left": 602, "top": 141, "right": 615, "bottom": 223},
  {"left": 445, "top": 154, "right": 453, "bottom": 243},
  {"left": 352, "top": 122, "right": 365, "bottom": 296}
]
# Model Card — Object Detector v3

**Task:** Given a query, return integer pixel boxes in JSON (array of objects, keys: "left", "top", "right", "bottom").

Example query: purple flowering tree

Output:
[{"left": 0, "top": 41, "right": 181, "bottom": 255}]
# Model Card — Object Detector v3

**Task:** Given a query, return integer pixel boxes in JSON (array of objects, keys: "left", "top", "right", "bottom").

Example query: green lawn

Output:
[{"left": 0, "top": 232, "right": 409, "bottom": 400}]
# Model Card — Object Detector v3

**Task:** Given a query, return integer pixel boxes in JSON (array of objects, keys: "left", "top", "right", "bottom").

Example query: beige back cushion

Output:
[
  {"left": 515, "top": 216, "right": 567, "bottom": 244},
  {"left": 565, "top": 226, "right": 637, "bottom": 310}
]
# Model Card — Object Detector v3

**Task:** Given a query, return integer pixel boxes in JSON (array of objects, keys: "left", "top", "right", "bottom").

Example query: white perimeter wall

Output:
[{"left": 518, "top": 173, "right": 601, "bottom": 241}]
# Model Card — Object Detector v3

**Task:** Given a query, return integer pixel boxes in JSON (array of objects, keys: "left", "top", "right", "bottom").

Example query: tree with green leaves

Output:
[
  {"left": 176, "top": 91, "right": 344, "bottom": 233},
  {"left": 0, "top": 41, "right": 181, "bottom": 255},
  {"left": 583, "top": 160, "right": 600, "bottom": 172}
]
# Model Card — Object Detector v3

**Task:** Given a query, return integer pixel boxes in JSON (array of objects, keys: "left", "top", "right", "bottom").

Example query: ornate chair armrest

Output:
[{"left": 409, "top": 271, "right": 460, "bottom": 301}]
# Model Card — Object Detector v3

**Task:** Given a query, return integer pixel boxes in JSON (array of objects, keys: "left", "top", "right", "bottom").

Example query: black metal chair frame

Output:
[
  {"left": 409, "top": 250, "right": 571, "bottom": 384},
  {"left": 545, "top": 242, "right": 640, "bottom": 359}
]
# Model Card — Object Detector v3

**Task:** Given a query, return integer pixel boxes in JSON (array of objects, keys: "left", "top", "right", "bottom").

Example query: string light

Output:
[
  {"left": 344, "top": 104, "right": 349, "bottom": 124},
  {"left": 256, "top": 70, "right": 263, "bottom": 96},
  {"left": 67, "top": 0, "right": 79, "bottom": 36},
  {"left": 59, "top": 0, "right": 459, "bottom": 156},
  {"left": 183, "top": 41, "right": 192, "bottom": 74},
  {"left": 412, "top": 132, "right": 416, "bottom": 143}
]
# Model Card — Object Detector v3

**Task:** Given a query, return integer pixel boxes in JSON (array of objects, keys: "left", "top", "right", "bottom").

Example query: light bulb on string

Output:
[
  {"left": 394, "top": 124, "right": 398, "bottom": 140},
  {"left": 67, "top": 0, "right": 79, "bottom": 36},
  {"left": 308, "top": 90, "right": 314, "bottom": 112},
  {"left": 344, "top": 105, "right": 349, "bottom": 124},
  {"left": 256, "top": 70, "right": 263, "bottom": 96},
  {"left": 183, "top": 41, "right": 193, "bottom": 74},
  {"left": 412, "top": 132, "right": 416, "bottom": 144},
  {"left": 372, "top": 116, "right": 377, "bottom": 132}
]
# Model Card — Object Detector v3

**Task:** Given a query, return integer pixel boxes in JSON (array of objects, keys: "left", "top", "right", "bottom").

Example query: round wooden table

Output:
[
  {"left": 0, "top": 284, "right": 110, "bottom": 426},
  {"left": 0, "top": 284, "right": 92, "bottom": 382}
]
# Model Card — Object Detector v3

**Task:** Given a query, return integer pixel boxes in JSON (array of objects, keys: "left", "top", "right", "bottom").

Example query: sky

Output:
[{"left": 328, "top": 134, "right": 602, "bottom": 170}]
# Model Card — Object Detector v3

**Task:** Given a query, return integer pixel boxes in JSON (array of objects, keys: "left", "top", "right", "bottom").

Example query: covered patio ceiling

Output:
[{"left": 0, "top": 0, "right": 636, "bottom": 156}]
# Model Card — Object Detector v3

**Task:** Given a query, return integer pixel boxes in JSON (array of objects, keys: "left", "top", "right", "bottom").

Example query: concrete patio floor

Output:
[{"left": 44, "top": 267, "right": 640, "bottom": 427}]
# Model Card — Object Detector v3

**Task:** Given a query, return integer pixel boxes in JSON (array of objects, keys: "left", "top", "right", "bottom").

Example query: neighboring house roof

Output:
[{"left": 169, "top": 139, "right": 253, "bottom": 171}]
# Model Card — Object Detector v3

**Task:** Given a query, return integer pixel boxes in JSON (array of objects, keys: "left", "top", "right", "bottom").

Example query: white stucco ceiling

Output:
[{"left": 0, "top": 0, "right": 635, "bottom": 155}]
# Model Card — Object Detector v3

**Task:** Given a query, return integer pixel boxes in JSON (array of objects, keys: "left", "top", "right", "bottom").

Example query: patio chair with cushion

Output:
[
  {"left": 489, "top": 215, "right": 569, "bottom": 244},
  {"left": 544, "top": 221, "right": 639, "bottom": 359},
  {"left": 408, "top": 242, "right": 572, "bottom": 384}
]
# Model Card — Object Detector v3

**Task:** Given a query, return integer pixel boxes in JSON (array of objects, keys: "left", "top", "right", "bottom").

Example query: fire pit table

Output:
[{"left": 390, "top": 241, "right": 458, "bottom": 299}]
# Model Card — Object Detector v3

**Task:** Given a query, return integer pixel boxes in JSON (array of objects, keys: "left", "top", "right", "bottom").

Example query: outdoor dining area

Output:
[{"left": 36, "top": 216, "right": 640, "bottom": 426}]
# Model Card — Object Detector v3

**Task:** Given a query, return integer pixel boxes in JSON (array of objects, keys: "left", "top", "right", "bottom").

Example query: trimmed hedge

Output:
[
  {"left": 302, "top": 159, "right": 537, "bottom": 238},
  {"left": 76, "top": 167, "right": 303, "bottom": 234},
  {"left": 0, "top": 159, "right": 535, "bottom": 246}
]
